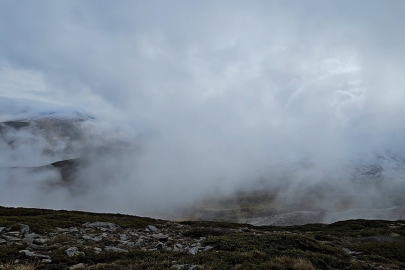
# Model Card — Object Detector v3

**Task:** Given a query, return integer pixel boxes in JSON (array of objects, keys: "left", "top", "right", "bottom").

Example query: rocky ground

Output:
[
  {"left": 0, "top": 221, "right": 209, "bottom": 269},
  {"left": 1, "top": 206, "right": 405, "bottom": 269}
]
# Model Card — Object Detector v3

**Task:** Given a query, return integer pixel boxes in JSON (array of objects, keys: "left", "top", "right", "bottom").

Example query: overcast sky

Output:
[
  {"left": 1, "top": 1, "right": 405, "bottom": 214},
  {"left": 1, "top": 1, "right": 405, "bottom": 127}
]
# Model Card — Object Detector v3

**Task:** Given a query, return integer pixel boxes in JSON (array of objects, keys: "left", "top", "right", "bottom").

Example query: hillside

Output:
[{"left": 1, "top": 207, "right": 405, "bottom": 270}]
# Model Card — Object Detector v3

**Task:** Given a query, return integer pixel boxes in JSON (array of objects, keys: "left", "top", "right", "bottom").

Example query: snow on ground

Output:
[{"left": 0, "top": 96, "right": 94, "bottom": 122}]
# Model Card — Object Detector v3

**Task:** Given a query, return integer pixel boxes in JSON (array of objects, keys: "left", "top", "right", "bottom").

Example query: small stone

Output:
[
  {"left": 82, "top": 235, "right": 103, "bottom": 242},
  {"left": 5, "top": 232, "right": 20, "bottom": 237},
  {"left": 159, "top": 234, "right": 169, "bottom": 242},
  {"left": 33, "top": 238, "right": 49, "bottom": 245},
  {"left": 93, "top": 247, "right": 102, "bottom": 254},
  {"left": 342, "top": 247, "right": 362, "bottom": 255},
  {"left": 41, "top": 259, "right": 52, "bottom": 263},
  {"left": 19, "top": 250, "right": 35, "bottom": 257},
  {"left": 0, "top": 227, "right": 6, "bottom": 233},
  {"left": 55, "top": 228, "right": 69, "bottom": 233},
  {"left": 147, "top": 225, "right": 158, "bottom": 232},
  {"left": 0, "top": 239, "right": 6, "bottom": 245},
  {"left": 69, "top": 227, "right": 79, "bottom": 232},
  {"left": 3, "top": 236, "right": 22, "bottom": 242},
  {"left": 19, "top": 224, "right": 29, "bottom": 236},
  {"left": 121, "top": 241, "right": 134, "bottom": 246},
  {"left": 83, "top": 222, "right": 120, "bottom": 231},
  {"left": 203, "top": 246, "right": 214, "bottom": 252},
  {"left": 170, "top": 265, "right": 184, "bottom": 270},
  {"left": 188, "top": 247, "right": 198, "bottom": 255},
  {"left": 104, "top": 246, "right": 128, "bottom": 252},
  {"left": 65, "top": 247, "right": 85, "bottom": 257},
  {"left": 120, "top": 234, "right": 128, "bottom": 241},
  {"left": 69, "top": 263, "right": 86, "bottom": 270},
  {"left": 24, "top": 233, "right": 40, "bottom": 239}
]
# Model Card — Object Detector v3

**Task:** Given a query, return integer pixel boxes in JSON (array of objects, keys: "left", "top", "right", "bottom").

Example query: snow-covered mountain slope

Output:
[
  {"left": 0, "top": 96, "right": 94, "bottom": 122},
  {"left": 0, "top": 97, "right": 96, "bottom": 167}
]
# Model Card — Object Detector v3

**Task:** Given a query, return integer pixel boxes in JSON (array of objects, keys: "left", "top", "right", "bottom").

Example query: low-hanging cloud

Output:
[{"left": 1, "top": 1, "right": 405, "bottom": 219}]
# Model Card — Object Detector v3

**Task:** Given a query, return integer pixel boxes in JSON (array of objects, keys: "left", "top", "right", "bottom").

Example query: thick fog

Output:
[{"left": 1, "top": 1, "right": 405, "bottom": 219}]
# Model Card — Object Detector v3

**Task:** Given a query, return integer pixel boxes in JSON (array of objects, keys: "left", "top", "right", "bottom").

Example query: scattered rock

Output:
[
  {"left": 342, "top": 247, "right": 362, "bottom": 255},
  {"left": 188, "top": 247, "right": 198, "bottom": 255},
  {"left": 19, "top": 224, "right": 29, "bottom": 236},
  {"left": 93, "top": 247, "right": 102, "bottom": 254},
  {"left": 171, "top": 265, "right": 198, "bottom": 270},
  {"left": 65, "top": 247, "right": 85, "bottom": 257},
  {"left": 203, "top": 245, "right": 214, "bottom": 252},
  {"left": 69, "top": 227, "right": 79, "bottom": 232},
  {"left": 69, "top": 263, "right": 86, "bottom": 270},
  {"left": 19, "top": 250, "right": 51, "bottom": 260},
  {"left": 147, "top": 225, "right": 158, "bottom": 232},
  {"left": 82, "top": 235, "right": 103, "bottom": 242},
  {"left": 24, "top": 233, "right": 40, "bottom": 239},
  {"left": 83, "top": 222, "right": 120, "bottom": 231},
  {"left": 121, "top": 240, "right": 134, "bottom": 246},
  {"left": 33, "top": 238, "right": 49, "bottom": 245},
  {"left": 152, "top": 233, "right": 169, "bottom": 241},
  {"left": 3, "top": 235, "right": 22, "bottom": 242},
  {"left": 104, "top": 246, "right": 128, "bottom": 252},
  {"left": 19, "top": 250, "right": 35, "bottom": 257}
]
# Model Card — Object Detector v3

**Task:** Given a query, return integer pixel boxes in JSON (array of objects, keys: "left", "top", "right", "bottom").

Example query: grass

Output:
[{"left": 2, "top": 262, "right": 36, "bottom": 270}]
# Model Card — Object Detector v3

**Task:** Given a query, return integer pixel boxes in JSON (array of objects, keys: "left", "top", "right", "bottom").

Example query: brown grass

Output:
[
  {"left": 2, "top": 262, "right": 36, "bottom": 270},
  {"left": 262, "top": 256, "right": 315, "bottom": 270}
]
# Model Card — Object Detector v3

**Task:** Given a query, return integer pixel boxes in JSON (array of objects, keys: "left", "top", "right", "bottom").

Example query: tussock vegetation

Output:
[
  {"left": 1, "top": 206, "right": 405, "bottom": 269},
  {"left": 2, "top": 262, "right": 36, "bottom": 270}
]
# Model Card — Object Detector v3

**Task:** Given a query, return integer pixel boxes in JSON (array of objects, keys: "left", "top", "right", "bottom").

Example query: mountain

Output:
[
  {"left": 0, "top": 97, "right": 96, "bottom": 170},
  {"left": 0, "top": 96, "right": 95, "bottom": 122}
]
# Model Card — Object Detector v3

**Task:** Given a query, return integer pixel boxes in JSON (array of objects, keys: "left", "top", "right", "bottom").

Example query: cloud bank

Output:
[{"left": 1, "top": 1, "right": 405, "bottom": 218}]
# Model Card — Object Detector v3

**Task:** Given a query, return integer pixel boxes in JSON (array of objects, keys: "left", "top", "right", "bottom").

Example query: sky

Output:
[{"left": 1, "top": 0, "right": 405, "bottom": 217}]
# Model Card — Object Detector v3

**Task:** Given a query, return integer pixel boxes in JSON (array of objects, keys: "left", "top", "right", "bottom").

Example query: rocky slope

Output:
[{"left": 1, "top": 206, "right": 405, "bottom": 269}]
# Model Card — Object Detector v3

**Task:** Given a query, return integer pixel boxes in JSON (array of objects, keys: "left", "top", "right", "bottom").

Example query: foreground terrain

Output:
[{"left": 1, "top": 207, "right": 405, "bottom": 269}]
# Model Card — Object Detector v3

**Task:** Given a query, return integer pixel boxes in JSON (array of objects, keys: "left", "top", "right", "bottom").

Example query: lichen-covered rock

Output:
[
  {"left": 83, "top": 222, "right": 120, "bottom": 231},
  {"left": 146, "top": 225, "right": 158, "bottom": 232},
  {"left": 104, "top": 246, "right": 128, "bottom": 252},
  {"left": 65, "top": 247, "right": 85, "bottom": 257}
]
